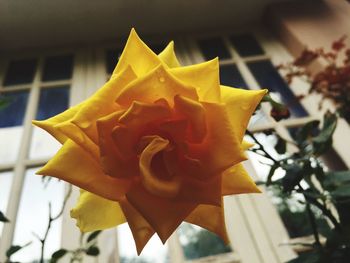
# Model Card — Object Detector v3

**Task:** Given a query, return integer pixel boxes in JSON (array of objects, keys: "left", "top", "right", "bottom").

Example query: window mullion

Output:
[{"left": 0, "top": 57, "right": 44, "bottom": 260}]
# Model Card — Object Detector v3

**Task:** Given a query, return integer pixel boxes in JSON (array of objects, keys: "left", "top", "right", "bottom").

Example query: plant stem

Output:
[{"left": 246, "top": 130, "right": 279, "bottom": 163}]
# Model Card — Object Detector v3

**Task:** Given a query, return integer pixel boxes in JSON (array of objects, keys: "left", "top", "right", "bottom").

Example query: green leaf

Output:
[
  {"left": 85, "top": 246, "right": 100, "bottom": 256},
  {"left": 275, "top": 136, "right": 287, "bottom": 154},
  {"left": 330, "top": 185, "right": 350, "bottom": 198},
  {"left": 324, "top": 171, "right": 350, "bottom": 189},
  {"left": 287, "top": 250, "right": 323, "bottom": 263},
  {"left": 87, "top": 230, "right": 102, "bottom": 243},
  {"left": 293, "top": 120, "right": 319, "bottom": 144},
  {"left": 50, "top": 249, "right": 68, "bottom": 262},
  {"left": 6, "top": 242, "right": 31, "bottom": 258},
  {"left": 266, "top": 164, "right": 278, "bottom": 186},
  {"left": 282, "top": 162, "right": 309, "bottom": 192},
  {"left": 0, "top": 211, "right": 10, "bottom": 223},
  {"left": 312, "top": 112, "right": 337, "bottom": 155}
]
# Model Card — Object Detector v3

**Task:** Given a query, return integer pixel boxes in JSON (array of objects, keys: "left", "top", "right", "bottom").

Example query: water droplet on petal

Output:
[{"left": 159, "top": 76, "right": 165, "bottom": 83}]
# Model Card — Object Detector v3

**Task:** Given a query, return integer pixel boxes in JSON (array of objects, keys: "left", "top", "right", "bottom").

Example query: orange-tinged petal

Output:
[
  {"left": 185, "top": 204, "right": 229, "bottom": 243},
  {"left": 170, "top": 58, "right": 220, "bottom": 103},
  {"left": 36, "top": 139, "right": 131, "bottom": 201},
  {"left": 126, "top": 183, "right": 196, "bottom": 243},
  {"left": 70, "top": 190, "right": 126, "bottom": 232},
  {"left": 176, "top": 173, "right": 222, "bottom": 207},
  {"left": 221, "top": 163, "right": 261, "bottom": 195},
  {"left": 188, "top": 102, "right": 246, "bottom": 174},
  {"left": 119, "top": 197, "right": 155, "bottom": 255},
  {"left": 97, "top": 111, "right": 138, "bottom": 178},
  {"left": 115, "top": 64, "right": 198, "bottom": 107},
  {"left": 158, "top": 41, "right": 181, "bottom": 68},
  {"left": 174, "top": 95, "right": 207, "bottom": 143},
  {"left": 113, "top": 28, "right": 162, "bottom": 77},
  {"left": 220, "top": 86, "right": 267, "bottom": 141},
  {"left": 138, "top": 136, "right": 181, "bottom": 198},
  {"left": 72, "top": 66, "right": 137, "bottom": 143},
  {"left": 32, "top": 102, "right": 83, "bottom": 144}
]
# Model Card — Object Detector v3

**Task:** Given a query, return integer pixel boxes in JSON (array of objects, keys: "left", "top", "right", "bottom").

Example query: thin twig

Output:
[
  {"left": 246, "top": 130, "right": 279, "bottom": 163},
  {"left": 35, "top": 184, "right": 73, "bottom": 263}
]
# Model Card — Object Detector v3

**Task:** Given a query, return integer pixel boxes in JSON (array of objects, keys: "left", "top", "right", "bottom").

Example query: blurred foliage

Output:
[
  {"left": 253, "top": 36, "right": 350, "bottom": 261},
  {"left": 179, "top": 224, "right": 231, "bottom": 260}
]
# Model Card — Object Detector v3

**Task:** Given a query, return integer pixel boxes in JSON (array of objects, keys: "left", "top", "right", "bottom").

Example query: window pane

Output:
[
  {"left": 0, "top": 91, "right": 29, "bottom": 127},
  {"left": 12, "top": 168, "right": 64, "bottom": 262},
  {"left": 230, "top": 35, "right": 265, "bottom": 57},
  {"left": 197, "top": 37, "right": 231, "bottom": 60},
  {"left": 29, "top": 126, "right": 61, "bottom": 160},
  {"left": 36, "top": 86, "right": 69, "bottom": 120},
  {"left": 178, "top": 223, "right": 231, "bottom": 260},
  {"left": 118, "top": 224, "right": 168, "bottom": 263},
  {"left": 106, "top": 49, "right": 123, "bottom": 74},
  {"left": 3, "top": 59, "right": 37, "bottom": 86},
  {"left": 42, "top": 55, "right": 73, "bottom": 81},
  {"left": 0, "top": 127, "right": 23, "bottom": 164},
  {"left": 247, "top": 60, "right": 308, "bottom": 118},
  {"left": 0, "top": 171, "right": 13, "bottom": 235},
  {"left": 220, "top": 64, "right": 247, "bottom": 88}
]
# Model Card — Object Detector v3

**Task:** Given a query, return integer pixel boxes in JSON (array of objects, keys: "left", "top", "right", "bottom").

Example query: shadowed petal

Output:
[
  {"left": 126, "top": 183, "right": 196, "bottom": 243},
  {"left": 185, "top": 204, "right": 229, "bottom": 244},
  {"left": 119, "top": 197, "right": 155, "bottom": 255},
  {"left": 222, "top": 163, "right": 261, "bottom": 195}
]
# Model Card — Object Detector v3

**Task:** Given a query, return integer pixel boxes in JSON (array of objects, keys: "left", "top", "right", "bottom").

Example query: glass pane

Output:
[
  {"left": 29, "top": 126, "right": 61, "bottom": 160},
  {"left": 178, "top": 223, "right": 231, "bottom": 260},
  {"left": 247, "top": 60, "right": 308, "bottom": 118},
  {"left": 0, "top": 171, "right": 13, "bottom": 235},
  {"left": 230, "top": 34, "right": 265, "bottom": 57},
  {"left": 220, "top": 64, "right": 247, "bottom": 88},
  {"left": 106, "top": 49, "right": 123, "bottom": 74},
  {"left": 197, "top": 37, "right": 231, "bottom": 60},
  {"left": 118, "top": 224, "right": 169, "bottom": 263},
  {"left": 0, "top": 91, "right": 29, "bottom": 127},
  {"left": 12, "top": 168, "right": 64, "bottom": 262},
  {"left": 36, "top": 86, "right": 69, "bottom": 120},
  {"left": 3, "top": 59, "right": 37, "bottom": 86},
  {"left": 0, "top": 127, "right": 23, "bottom": 164},
  {"left": 42, "top": 55, "right": 73, "bottom": 81}
]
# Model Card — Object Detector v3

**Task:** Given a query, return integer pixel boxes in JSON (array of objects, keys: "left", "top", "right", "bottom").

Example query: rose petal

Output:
[
  {"left": 72, "top": 66, "right": 137, "bottom": 143},
  {"left": 139, "top": 136, "right": 181, "bottom": 198},
  {"left": 97, "top": 111, "right": 138, "bottom": 178},
  {"left": 37, "top": 140, "right": 131, "bottom": 201},
  {"left": 185, "top": 204, "right": 229, "bottom": 244},
  {"left": 188, "top": 102, "right": 246, "bottom": 174},
  {"left": 126, "top": 183, "right": 196, "bottom": 243},
  {"left": 158, "top": 41, "right": 181, "bottom": 68},
  {"left": 113, "top": 28, "right": 162, "bottom": 77},
  {"left": 115, "top": 64, "right": 198, "bottom": 107},
  {"left": 220, "top": 86, "right": 267, "bottom": 141},
  {"left": 119, "top": 197, "right": 155, "bottom": 255},
  {"left": 170, "top": 58, "right": 220, "bottom": 103},
  {"left": 70, "top": 190, "right": 126, "bottom": 232},
  {"left": 32, "top": 102, "right": 83, "bottom": 144},
  {"left": 174, "top": 95, "right": 207, "bottom": 143},
  {"left": 221, "top": 163, "right": 261, "bottom": 195}
]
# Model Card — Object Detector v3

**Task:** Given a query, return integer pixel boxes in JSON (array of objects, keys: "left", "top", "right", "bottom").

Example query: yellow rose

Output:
[{"left": 33, "top": 29, "right": 267, "bottom": 254}]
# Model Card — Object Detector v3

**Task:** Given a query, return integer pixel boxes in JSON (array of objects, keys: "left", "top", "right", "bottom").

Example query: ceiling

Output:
[{"left": 0, "top": 0, "right": 300, "bottom": 51}]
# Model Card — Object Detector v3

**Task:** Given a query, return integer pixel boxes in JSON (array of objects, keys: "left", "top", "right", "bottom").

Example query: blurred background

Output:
[{"left": 0, "top": 0, "right": 349, "bottom": 262}]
